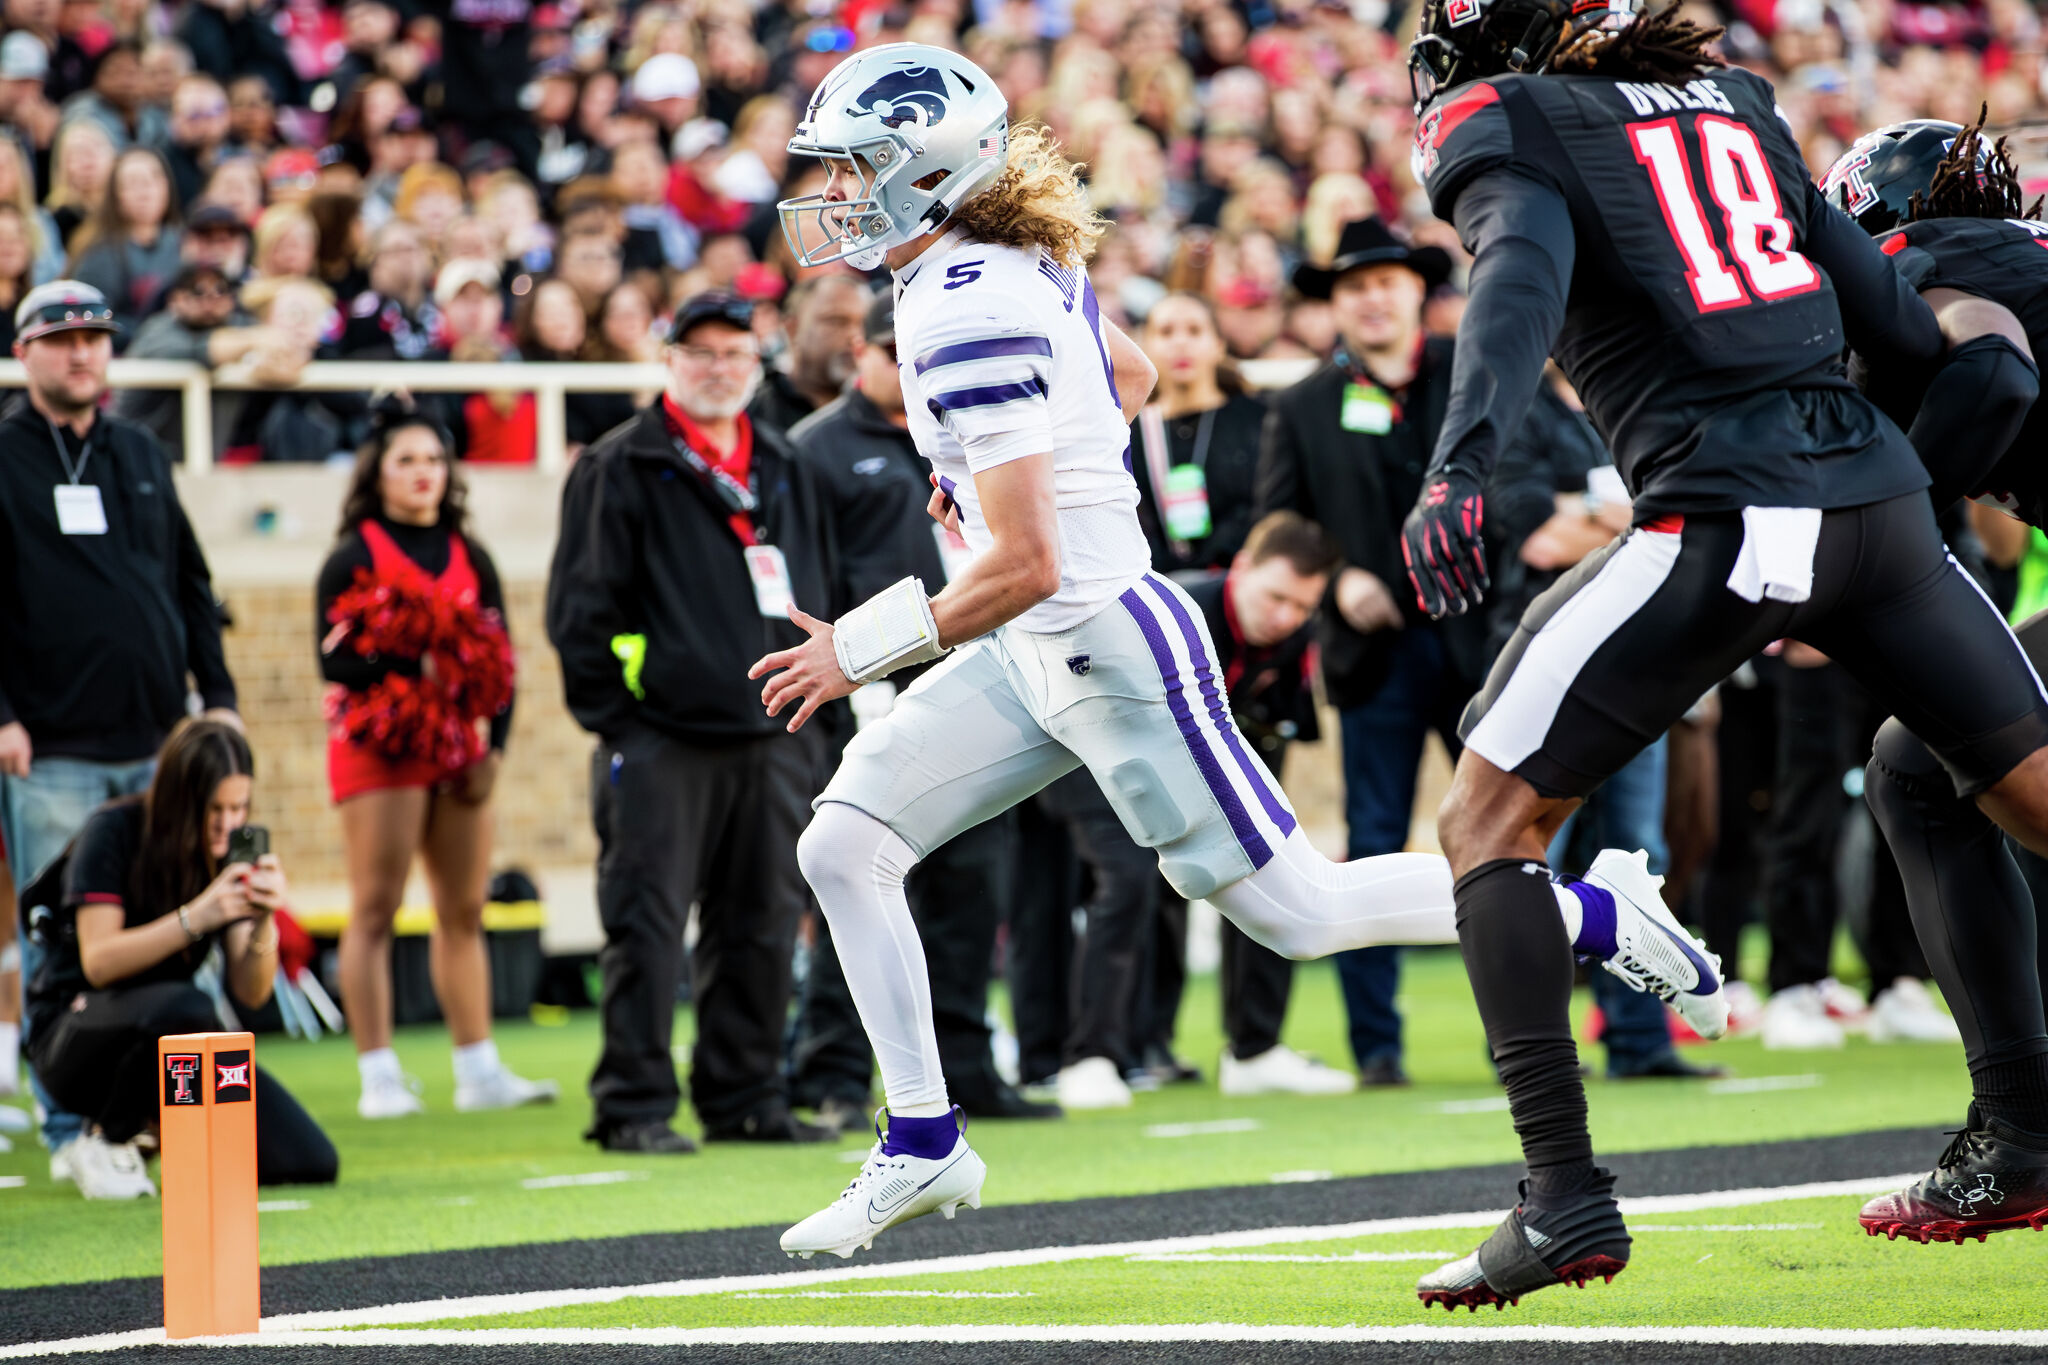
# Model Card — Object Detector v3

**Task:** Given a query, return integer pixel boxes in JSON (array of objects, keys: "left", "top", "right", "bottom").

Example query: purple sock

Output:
[
  {"left": 880, "top": 1111, "right": 957, "bottom": 1160},
  {"left": 1563, "top": 879, "right": 1618, "bottom": 960}
]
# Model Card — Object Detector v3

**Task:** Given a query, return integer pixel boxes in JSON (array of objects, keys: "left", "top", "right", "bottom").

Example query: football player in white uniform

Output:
[{"left": 751, "top": 43, "right": 1727, "bottom": 1260}]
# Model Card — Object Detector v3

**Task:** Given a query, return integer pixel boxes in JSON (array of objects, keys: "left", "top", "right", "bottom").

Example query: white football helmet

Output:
[{"left": 779, "top": 43, "right": 1009, "bottom": 271}]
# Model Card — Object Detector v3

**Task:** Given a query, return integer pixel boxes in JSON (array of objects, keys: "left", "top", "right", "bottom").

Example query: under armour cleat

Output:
[
  {"left": 1860, "top": 1118, "right": 2048, "bottom": 1244},
  {"left": 1417, "top": 1168, "right": 1632, "bottom": 1312},
  {"left": 779, "top": 1109, "right": 987, "bottom": 1261},
  {"left": 1582, "top": 848, "right": 1730, "bottom": 1041}
]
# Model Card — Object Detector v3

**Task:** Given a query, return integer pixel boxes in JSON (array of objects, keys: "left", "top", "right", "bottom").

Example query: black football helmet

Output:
[
  {"left": 1821, "top": 119, "right": 1992, "bottom": 236},
  {"left": 1409, "top": 0, "right": 1637, "bottom": 109}
]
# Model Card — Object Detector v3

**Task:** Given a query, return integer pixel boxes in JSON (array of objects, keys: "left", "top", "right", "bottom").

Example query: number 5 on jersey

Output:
[{"left": 1629, "top": 114, "right": 1819, "bottom": 313}]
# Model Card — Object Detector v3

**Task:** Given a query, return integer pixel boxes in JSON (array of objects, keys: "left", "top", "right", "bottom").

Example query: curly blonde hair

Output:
[{"left": 949, "top": 123, "right": 1108, "bottom": 268}]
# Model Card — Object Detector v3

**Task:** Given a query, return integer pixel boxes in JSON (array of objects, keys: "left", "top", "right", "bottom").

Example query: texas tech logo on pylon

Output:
[
  {"left": 163, "top": 1054, "right": 202, "bottom": 1105},
  {"left": 214, "top": 1049, "right": 253, "bottom": 1104}
]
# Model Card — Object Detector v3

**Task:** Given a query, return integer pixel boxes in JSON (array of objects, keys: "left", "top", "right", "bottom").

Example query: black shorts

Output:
[{"left": 1462, "top": 493, "right": 2048, "bottom": 800}]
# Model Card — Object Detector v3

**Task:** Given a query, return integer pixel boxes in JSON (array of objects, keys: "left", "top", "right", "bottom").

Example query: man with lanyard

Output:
[
  {"left": 547, "top": 290, "right": 838, "bottom": 1154},
  {"left": 1254, "top": 216, "right": 1492, "bottom": 1087},
  {"left": 0, "top": 279, "right": 240, "bottom": 1193}
]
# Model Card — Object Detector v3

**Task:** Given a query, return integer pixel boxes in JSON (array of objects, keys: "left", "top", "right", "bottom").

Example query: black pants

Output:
[
  {"left": 588, "top": 726, "right": 813, "bottom": 1131},
  {"left": 1036, "top": 768, "right": 1159, "bottom": 1071},
  {"left": 1219, "top": 920, "right": 1293, "bottom": 1058},
  {"left": 1006, "top": 795, "right": 1076, "bottom": 1085},
  {"left": 789, "top": 809, "right": 1019, "bottom": 1106},
  {"left": 31, "top": 980, "right": 337, "bottom": 1185}
]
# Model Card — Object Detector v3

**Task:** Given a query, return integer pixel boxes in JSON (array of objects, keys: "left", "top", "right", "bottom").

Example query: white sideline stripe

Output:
[
  {"left": 1629, "top": 1223, "right": 1824, "bottom": 1232},
  {"left": 1128, "top": 1252, "right": 1457, "bottom": 1263},
  {"left": 1143, "top": 1119, "right": 1261, "bottom": 1138},
  {"left": 520, "top": 1171, "right": 649, "bottom": 1190},
  {"left": 1707, "top": 1074, "right": 1822, "bottom": 1095},
  {"left": 731, "top": 1291, "right": 1037, "bottom": 1300},
  {"left": 1268, "top": 1170, "right": 1333, "bottom": 1184},
  {"left": 19, "top": 1325, "right": 2048, "bottom": 1352},
  {"left": 257, "top": 1201, "right": 310, "bottom": 1212},
  {"left": 0, "top": 1176, "right": 24, "bottom": 1189},
  {"left": 0, "top": 1172, "right": 1926, "bottom": 1358},
  {"left": 1434, "top": 1098, "right": 1512, "bottom": 1114}
]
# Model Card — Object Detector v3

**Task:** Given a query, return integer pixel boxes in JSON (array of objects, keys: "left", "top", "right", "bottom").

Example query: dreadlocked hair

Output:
[
  {"left": 948, "top": 123, "right": 1108, "bottom": 268},
  {"left": 1546, "top": 3, "right": 1726, "bottom": 83},
  {"left": 1911, "top": 105, "right": 2042, "bottom": 224}
]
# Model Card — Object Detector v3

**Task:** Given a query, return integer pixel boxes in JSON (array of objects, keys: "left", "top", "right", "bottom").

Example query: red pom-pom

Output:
[{"left": 326, "top": 567, "right": 516, "bottom": 768}]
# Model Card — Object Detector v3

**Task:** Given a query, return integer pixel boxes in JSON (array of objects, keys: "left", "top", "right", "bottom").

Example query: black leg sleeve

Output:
[
  {"left": 1455, "top": 858, "right": 1593, "bottom": 1193},
  {"left": 1868, "top": 716, "right": 2048, "bottom": 1132},
  {"left": 255, "top": 1065, "right": 338, "bottom": 1186}
]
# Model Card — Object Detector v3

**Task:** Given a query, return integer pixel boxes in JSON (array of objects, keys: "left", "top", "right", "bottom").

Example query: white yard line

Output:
[
  {"left": 12, "top": 1325, "right": 2048, "bottom": 1352},
  {"left": 1707, "top": 1075, "right": 1823, "bottom": 1095},
  {"left": 520, "top": 1172, "right": 650, "bottom": 1190},
  {"left": 1127, "top": 1252, "right": 1457, "bottom": 1263},
  {"left": 0, "top": 1172, "right": 1924, "bottom": 1359},
  {"left": 1142, "top": 1118, "right": 1262, "bottom": 1138}
]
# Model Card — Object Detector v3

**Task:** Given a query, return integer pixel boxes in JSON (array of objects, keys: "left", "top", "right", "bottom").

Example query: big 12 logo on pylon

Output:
[
  {"left": 214, "top": 1049, "right": 253, "bottom": 1104},
  {"left": 164, "top": 1053, "right": 202, "bottom": 1105}
]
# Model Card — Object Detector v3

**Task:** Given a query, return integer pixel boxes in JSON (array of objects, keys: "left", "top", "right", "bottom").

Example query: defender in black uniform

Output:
[
  {"left": 1820, "top": 116, "right": 2048, "bottom": 1246},
  {"left": 1398, "top": 0, "right": 2048, "bottom": 1309}
]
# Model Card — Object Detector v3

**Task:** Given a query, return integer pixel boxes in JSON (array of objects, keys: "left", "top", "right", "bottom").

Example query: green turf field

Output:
[
  {"left": 400, "top": 1192, "right": 2048, "bottom": 1333},
  {"left": 0, "top": 942, "right": 1978, "bottom": 1294}
]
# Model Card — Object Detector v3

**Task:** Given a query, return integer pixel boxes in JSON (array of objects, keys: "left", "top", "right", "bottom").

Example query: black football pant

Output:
[
  {"left": 31, "top": 981, "right": 337, "bottom": 1184},
  {"left": 588, "top": 727, "right": 813, "bottom": 1133},
  {"left": 790, "top": 809, "right": 1019, "bottom": 1107},
  {"left": 1455, "top": 494, "right": 2048, "bottom": 1192},
  {"left": 1866, "top": 608, "right": 2048, "bottom": 1134}
]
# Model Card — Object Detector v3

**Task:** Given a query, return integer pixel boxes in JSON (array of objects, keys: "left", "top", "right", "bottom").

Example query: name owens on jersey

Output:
[
  {"left": 1413, "top": 65, "right": 1927, "bottom": 518},
  {"left": 894, "top": 230, "right": 1149, "bottom": 632}
]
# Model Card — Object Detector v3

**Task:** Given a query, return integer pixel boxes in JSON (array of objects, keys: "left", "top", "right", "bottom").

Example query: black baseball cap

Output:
[
  {"left": 167, "top": 262, "right": 232, "bottom": 295},
  {"left": 186, "top": 201, "right": 250, "bottom": 236},
  {"left": 667, "top": 291, "right": 753, "bottom": 344},
  {"left": 863, "top": 292, "right": 893, "bottom": 348}
]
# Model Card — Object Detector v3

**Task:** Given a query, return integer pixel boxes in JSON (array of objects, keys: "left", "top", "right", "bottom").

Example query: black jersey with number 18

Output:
[{"left": 1415, "top": 65, "right": 1934, "bottom": 517}]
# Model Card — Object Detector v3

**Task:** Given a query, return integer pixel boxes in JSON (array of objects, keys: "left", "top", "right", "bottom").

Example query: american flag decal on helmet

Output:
[{"left": 978, "top": 135, "right": 1001, "bottom": 157}]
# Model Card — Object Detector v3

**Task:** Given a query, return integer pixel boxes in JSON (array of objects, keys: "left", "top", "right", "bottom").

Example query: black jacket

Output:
[
  {"left": 1129, "top": 391, "right": 1268, "bottom": 575},
  {"left": 748, "top": 367, "right": 827, "bottom": 438},
  {"left": 0, "top": 398, "right": 236, "bottom": 761},
  {"left": 546, "top": 403, "right": 835, "bottom": 744},
  {"left": 789, "top": 389, "right": 945, "bottom": 613},
  {"left": 1253, "top": 341, "right": 1489, "bottom": 708},
  {"left": 1185, "top": 573, "right": 1319, "bottom": 777}
]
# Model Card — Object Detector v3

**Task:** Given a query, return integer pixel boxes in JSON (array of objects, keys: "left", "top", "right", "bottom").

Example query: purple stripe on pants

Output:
[
  {"left": 1144, "top": 574, "right": 1298, "bottom": 841},
  {"left": 1120, "top": 584, "right": 1272, "bottom": 868}
]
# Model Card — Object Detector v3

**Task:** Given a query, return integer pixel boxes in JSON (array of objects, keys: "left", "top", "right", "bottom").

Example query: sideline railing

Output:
[{"left": 0, "top": 356, "right": 1318, "bottom": 474}]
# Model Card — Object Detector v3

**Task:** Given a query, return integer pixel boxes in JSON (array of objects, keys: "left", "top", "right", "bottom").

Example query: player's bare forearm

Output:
[
  {"left": 931, "top": 452, "right": 1061, "bottom": 645},
  {"left": 1104, "top": 321, "right": 1157, "bottom": 422}
]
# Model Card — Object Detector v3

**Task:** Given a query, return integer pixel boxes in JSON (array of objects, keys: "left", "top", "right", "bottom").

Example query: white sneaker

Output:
[
  {"left": 1219, "top": 1045, "right": 1356, "bottom": 1097},
  {"left": 1582, "top": 849, "right": 1730, "bottom": 1041},
  {"left": 1867, "top": 978, "right": 1964, "bottom": 1044},
  {"left": 1723, "top": 980, "right": 1765, "bottom": 1037},
  {"left": 69, "top": 1133, "right": 157, "bottom": 1199},
  {"left": 1761, "top": 983, "right": 1846, "bottom": 1050},
  {"left": 357, "top": 1071, "right": 427, "bottom": 1119},
  {"left": 780, "top": 1131, "right": 986, "bottom": 1260},
  {"left": 51, "top": 1140, "right": 74, "bottom": 1185},
  {"left": 1817, "top": 977, "right": 1871, "bottom": 1033},
  {"left": 454, "top": 1067, "right": 560, "bottom": 1112},
  {"left": 1056, "top": 1056, "right": 1133, "bottom": 1110}
]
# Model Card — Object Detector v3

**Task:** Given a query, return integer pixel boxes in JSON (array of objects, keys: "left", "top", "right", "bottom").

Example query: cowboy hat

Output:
[{"left": 1291, "top": 217, "right": 1452, "bottom": 299}]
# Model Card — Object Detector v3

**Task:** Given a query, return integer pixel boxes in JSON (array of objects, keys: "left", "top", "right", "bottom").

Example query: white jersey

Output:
[{"left": 894, "top": 229, "right": 1149, "bottom": 632}]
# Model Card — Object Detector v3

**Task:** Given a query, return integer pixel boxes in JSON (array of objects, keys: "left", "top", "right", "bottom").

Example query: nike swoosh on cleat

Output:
[
  {"left": 1649, "top": 920, "right": 1718, "bottom": 996},
  {"left": 866, "top": 1150, "right": 966, "bottom": 1224}
]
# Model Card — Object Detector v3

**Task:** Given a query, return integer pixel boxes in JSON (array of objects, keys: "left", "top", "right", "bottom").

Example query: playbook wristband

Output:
[{"left": 833, "top": 577, "right": 948, "bottom": 685}]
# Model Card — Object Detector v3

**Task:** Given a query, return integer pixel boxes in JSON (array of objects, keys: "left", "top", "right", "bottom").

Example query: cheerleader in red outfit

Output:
[{"left": 318, "top": 403, "right": 556, "bottom": 1120}]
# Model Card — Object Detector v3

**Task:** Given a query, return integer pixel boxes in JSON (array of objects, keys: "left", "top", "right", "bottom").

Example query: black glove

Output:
[{"left": 1401, "top": 473, "right": 1490, "bottom": 619}]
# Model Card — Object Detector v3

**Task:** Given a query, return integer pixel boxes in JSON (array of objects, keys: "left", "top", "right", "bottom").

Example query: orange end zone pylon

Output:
[{"left": 157, "top": 1031, "right": 260, "bottom": 1339}]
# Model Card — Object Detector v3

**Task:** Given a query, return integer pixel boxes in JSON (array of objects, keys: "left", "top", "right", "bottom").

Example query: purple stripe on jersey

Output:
[
  {"left": 927, "top": 378, "right": 1047, "bottom": 418},
  {"left": 1120, "top": 584, "right": 1272, "bottom": 869},
  {"left": 912, "top": 335, "right": 1053, "bottom": 375},
  {"left": 1144, "top": 575, "right": 1297, "bottom": 841}
]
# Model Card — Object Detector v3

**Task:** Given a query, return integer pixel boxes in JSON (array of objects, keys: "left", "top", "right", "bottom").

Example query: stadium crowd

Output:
[{"left": 5, "top": 0, "right": 2048, "bottom": 1190}]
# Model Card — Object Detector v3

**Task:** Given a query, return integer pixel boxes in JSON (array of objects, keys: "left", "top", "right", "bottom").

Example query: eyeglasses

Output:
[{"left": 675, "top": 345, "right": 759, "bottom": 369}]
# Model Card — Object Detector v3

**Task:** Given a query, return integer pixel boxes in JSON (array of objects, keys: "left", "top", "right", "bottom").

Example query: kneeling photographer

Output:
[{"left": 23, "top": 718, "right": 337, "bottom": 1199}]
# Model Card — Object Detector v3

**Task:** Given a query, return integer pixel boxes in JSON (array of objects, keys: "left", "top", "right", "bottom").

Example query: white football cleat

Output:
[
  {"left": 455, "top": 1067, "right": 560, "bottom": 1112},
  {"left": 1219, "top": 1045, "right": 1355, "bottom": 1097},
  {"left": 1582, "top": 848, "right": 1730, "bottom": 1042},
  {"left": 1866, "top": 978, "right": 1962, "bottom": 1044},
  {"left": 69, "top": 1133, "right": 157, "bottom": 1200},
  {"left": 1056, "top": 1056, "right": 1133, "bottom": 1110},
  {"left": 780, "top": 1114, "right": 987, "bottom": 1261},
  {"left": 357, "top": 1071, "right": 427, "bottom": 1119}
]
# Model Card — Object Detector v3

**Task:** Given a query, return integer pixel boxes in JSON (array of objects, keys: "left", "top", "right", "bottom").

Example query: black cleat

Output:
[
  {"left": 589, "top": 1120, "right": 698, "bottom": 1154},
  {"left": 1859, "top": 1118, "right": 2048, "bottom": 1244},
  {"left": 1417, "top": 1169, "right": 1632, "bottom": 1311}
]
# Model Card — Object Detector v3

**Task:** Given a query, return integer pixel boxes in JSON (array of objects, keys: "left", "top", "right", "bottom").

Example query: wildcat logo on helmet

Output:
[{"left": 848, "top": 67, "right": 952, "bottom": 129}]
